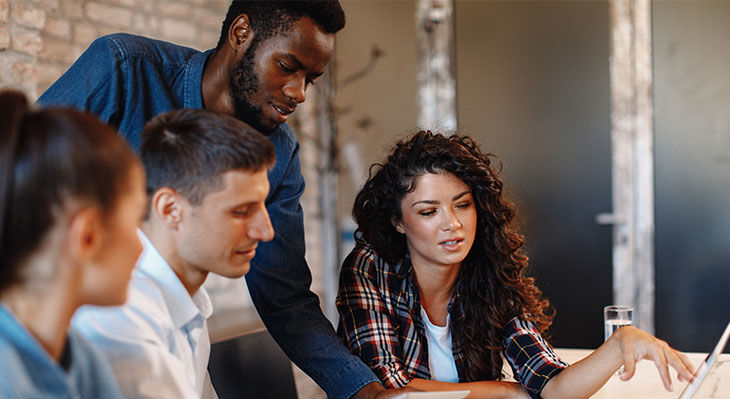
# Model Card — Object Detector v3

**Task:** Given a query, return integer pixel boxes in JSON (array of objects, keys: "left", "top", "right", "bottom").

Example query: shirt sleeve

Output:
[
  {"left": 336, "top": 249, "right": 413, "bottom": 389},
  {"left": 245, "top": 139, "right": 378, "bottom": 399},
  {"left": 67, "top": 331, "right": 125, "bottom": 399},
  {"left": 72, "top": 306, "right": 200, "bottom": 399},
  {"left": 37, "top": 35, "right": 125, "bottom": 129},
  {"left": 502, "top": 317, "right": 568, "bottom": 399}
]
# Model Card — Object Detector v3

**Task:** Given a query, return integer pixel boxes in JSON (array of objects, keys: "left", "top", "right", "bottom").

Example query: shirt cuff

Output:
[{"left": 322, "top": 360, "right": 380, "bottom": 399}]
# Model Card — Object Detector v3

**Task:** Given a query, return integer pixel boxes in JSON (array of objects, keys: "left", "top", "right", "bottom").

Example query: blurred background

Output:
[
  {"left": 1, "top": 0, "right": 729, "bottom": 396},
  {"left": 330, "top": 0, "right": 730, "bottom": 354}
]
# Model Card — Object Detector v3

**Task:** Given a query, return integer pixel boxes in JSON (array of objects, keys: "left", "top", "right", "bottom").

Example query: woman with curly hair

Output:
[{"left": 337, "top": 131, "right": 694, "bottom": 398}]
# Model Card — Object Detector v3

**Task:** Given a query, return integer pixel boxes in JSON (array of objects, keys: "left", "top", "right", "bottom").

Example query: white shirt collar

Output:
[{"left": 136, "top": 230, "right": 213, "bottom": 330}]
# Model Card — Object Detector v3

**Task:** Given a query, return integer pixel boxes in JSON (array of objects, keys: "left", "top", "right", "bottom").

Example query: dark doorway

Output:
[
  {"left": 653, "top": 0, "right": 730, "bottom": 353},
  {"left": 455, "top": 0, "right": 613, "bottom": 349}
]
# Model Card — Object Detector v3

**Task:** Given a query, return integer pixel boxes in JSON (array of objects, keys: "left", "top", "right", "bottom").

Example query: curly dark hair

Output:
[
  {"left": 216, "top": 0, "right": 346, "bottom": 49},
  {"left": 352, "top": 130, "right": 554, "bottom": 382}
]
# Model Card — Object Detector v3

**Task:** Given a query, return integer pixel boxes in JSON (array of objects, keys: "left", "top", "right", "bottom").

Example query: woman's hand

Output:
[
  {"left": 354, "top": 382, "right": 415, "bottom": 399},
  {"left": 542, "top": 326, "right": 696, "bottom": 399},
  {"left": 612, "top": 326, "right": 695, "bottom": 391},
  {"left": 354, "top": 380, "right": 530, "bottom": 399},
  {"left": 407, "top": 379, "right": 530, "bottom": 399}
]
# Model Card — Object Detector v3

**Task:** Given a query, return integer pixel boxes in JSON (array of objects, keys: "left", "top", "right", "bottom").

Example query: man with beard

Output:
[{"left": 38, "top": 1, "right": 398, "bottom": 398}]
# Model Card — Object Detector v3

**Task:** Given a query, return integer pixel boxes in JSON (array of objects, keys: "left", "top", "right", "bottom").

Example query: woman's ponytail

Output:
[{"left": 0, "top": 90, "right": 29, "bottom": 272}]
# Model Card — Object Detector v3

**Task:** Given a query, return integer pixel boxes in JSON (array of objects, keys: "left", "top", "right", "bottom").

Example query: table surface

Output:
[
  {"left": 204, "top": 295, "right": 729, "bottom": 399},
  {"left": 535, "top": 348, "right": 730, "bottom": 398}
]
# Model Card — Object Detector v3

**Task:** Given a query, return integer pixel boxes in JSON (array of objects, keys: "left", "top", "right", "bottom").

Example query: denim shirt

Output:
[
  {"left": 38, "top": 33, "right": 378, "bottom": 399},
  {"left": 0, "top": 303, "right": 123, "bottom": 398}
]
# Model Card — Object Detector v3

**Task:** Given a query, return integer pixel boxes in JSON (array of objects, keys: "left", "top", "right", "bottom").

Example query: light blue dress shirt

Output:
[
  {"left": 73, "top": 231, "right": 215, "bottom": 398},
  {"left": 0, "top": 303, "right": 123, "bottom": 398}
]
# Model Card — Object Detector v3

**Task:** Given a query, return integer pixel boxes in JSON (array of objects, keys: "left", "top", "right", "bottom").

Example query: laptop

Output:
[{"left": 678, "top": 320, "right": 730, "bottom": 399}]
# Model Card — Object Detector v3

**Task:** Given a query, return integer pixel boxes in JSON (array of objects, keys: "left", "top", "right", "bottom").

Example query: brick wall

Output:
[
  {"left": 0, "top": 0, "right": 229, "bottom": 98},
  {"left": 0, "top": 0, "right": 329, "bottom": 307}
]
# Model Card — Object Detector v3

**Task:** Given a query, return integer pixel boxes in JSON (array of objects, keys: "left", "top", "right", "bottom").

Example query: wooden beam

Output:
[
  {"left": 295, "top": 67, "right": 340, "bottom": 324},
  {"left": 415, "top": 0, "right": 457, "bottom": 132},
  {"left": 608, "top": 0, "right": 655, "bottom": 334}
]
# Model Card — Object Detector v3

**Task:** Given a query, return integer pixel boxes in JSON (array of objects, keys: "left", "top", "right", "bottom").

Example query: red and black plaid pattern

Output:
[{"left": 337, "top": 245, "right": 567, "bottom": 398}]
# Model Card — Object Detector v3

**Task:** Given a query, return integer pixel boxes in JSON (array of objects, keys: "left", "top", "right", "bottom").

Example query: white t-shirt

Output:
[{"left": 421, "top": 307, "right": 459, "bottom": 382}]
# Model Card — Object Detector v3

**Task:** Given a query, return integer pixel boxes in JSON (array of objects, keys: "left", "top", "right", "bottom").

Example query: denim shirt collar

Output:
[{"left": 183, "top": 49, "right": 212, "bottom": 109}]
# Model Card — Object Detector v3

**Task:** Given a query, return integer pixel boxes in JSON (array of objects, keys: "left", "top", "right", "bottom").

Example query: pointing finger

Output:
[{"left": 666, "top": 347, "right": 696, "bottom": 383}]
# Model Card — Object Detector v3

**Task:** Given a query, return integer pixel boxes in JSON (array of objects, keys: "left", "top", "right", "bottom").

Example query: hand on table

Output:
[
  {"left": 613, "top": 326, "right": 696, "bottom": 391},
  {"left": 354, "top": 382, "right": 416, "bottom": 399}
]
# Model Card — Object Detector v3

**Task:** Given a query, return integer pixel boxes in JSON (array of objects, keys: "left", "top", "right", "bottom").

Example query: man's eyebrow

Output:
[
  {"left": 229, "top": 200, "right": 256, "bottom": 210},
  {"left": 286, "top": 54, "right": 323, "bottom": 77}
]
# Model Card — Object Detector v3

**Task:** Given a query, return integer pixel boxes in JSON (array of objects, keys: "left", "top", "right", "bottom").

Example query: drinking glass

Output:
[{"left": 604, "top": 305, "right": 633, "bottom": 342}]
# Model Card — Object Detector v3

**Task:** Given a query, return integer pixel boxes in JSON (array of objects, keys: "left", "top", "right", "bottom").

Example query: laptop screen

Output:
[{"left": 678, "top": 321, "right": 730, "bottom": 399}]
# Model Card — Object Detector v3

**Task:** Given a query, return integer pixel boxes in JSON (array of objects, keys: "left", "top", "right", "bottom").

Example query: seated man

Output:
[{"left": 73, "top": 108, "right": 275, "bottom": 398}]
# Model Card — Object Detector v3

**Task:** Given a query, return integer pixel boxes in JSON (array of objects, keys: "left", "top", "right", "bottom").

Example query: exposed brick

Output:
[
  {"left": 11, "top": 1, "right": 46, "bottom": 30},
  {"left": 40, "top": 36, "right": 77, "bottom": 64},
  {"left": 61, "top": 0, "right": 84, "bottom": 19},
  {"left": 44, "top": 17, "right": 71, "bottom": 40},
  {"left": 108, "top": 0, "right": 137, "bottom": 8},
  {"left": 73, "top": 23, "right": 98, "bottom": 46},
  {"left": 12, "top": 26, "right": 43, "bottom": 55},
  {"left": 139, "top": 2, "right": 156, "bottom": 14},
  {"left": 1, "top": 0, "right": 229, "bottom": 111},
  {"left": 203, "top": 0, "right": 229, "bottom": 9},
  {"left": 8, "top": 58, "right": 39, "bottom": 97},
  {"left": 195, "top": 7, "right": 223, "bottom": 30},
  {"left": 0, "top": 0, "right": 229, "bottom": 121},
  {"left": 96, "top": 24, "right": 123, "bottom": 38},
  {"left": 70, "top": 44, "right": 85, "bottom": 62},
  {"left": 161, "top": 18, "right": 196, "bottom": 43},
  {"left": 34, "top": 60, "right": 66, "bottom": 91},
  {"left": 131, "top": 12, "right": 159, "bottom": 36},
  {"left": 0, "top": 25, "right": 9, "bottom": 49},
  {"left": 199, "top": 29, "right": 218, "bottom": 49},
  {"left": 0, "top": 0, "right": 9, "bottom": 23},
  {"left": 158, "top": 1, "right": 191, "bottom": 19},
  {"left": 86, "top": 2, "right": 132, "bottom": 29},
  {"left": 38, "top": 0, "right": 61, "bottom": 13}
]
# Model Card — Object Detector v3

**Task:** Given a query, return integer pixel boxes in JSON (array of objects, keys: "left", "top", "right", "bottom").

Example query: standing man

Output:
[{"left": 39, "top": 1, "right": 393, "bottom": 398}]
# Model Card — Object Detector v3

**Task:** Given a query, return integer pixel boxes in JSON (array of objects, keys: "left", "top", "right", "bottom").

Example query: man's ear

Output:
[
  {"left": 150, "top": 188, "right": 184, "bottom": 229},
  {"left": 68, "top": 208, "right": 103, "bottom": 262},
  {"left": 228, "top": 13, "right": 254, "bottom": 53}
]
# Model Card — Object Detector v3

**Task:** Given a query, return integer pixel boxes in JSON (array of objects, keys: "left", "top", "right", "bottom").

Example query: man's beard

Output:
[{"left": 229, "top": 39, "right": 272, "bottom": 134}]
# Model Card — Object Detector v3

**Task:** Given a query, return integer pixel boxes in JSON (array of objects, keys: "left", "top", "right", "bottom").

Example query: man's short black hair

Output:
[
  {"left": 216, "top": 0, "right": 345, "bottom": 49},
  {"left": 140, "top": 109, "right": 275, "bottom": 206}
]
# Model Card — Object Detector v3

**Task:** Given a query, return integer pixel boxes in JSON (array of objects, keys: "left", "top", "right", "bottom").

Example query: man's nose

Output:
[
  {"left": 283, "top": 76, "right": 306, "bottom": 104},
  {"left": 250, "top": 205, "right": 275, "bottom": 242}
]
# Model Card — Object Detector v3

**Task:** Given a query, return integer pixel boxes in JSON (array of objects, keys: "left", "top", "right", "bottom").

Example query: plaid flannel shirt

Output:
[{"left": 336, "top": 245, "right": 568, "bottom": 399}]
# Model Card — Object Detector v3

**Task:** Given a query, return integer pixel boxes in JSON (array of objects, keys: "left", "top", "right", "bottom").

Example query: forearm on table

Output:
[
  {"left": 407, "top": 378, "right": 529, "bottom": 399},
  {"left": 541, "top": 336, "right": 622, "bottom": 399}
]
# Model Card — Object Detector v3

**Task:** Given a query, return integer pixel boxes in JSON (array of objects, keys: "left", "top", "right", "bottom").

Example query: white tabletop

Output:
[{"left": 537, "top": 348, "right": 730, "bottom": 398}]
